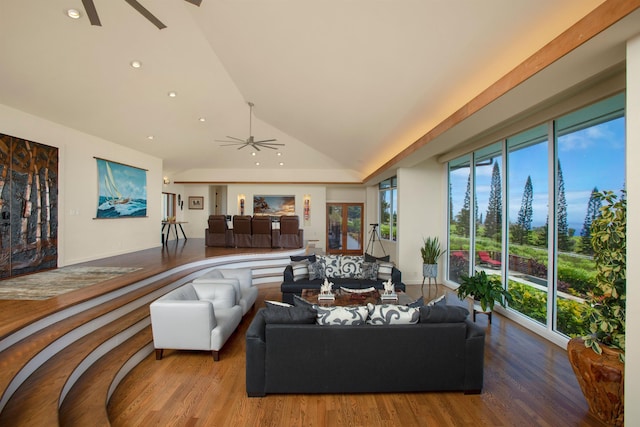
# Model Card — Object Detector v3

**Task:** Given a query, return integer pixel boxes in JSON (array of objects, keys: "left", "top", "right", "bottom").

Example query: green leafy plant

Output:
[
  {"left": 420, "top": 236, "right": 445, "bottom": 264},
  {"left": 582, "top": 190, "right": 626, "bottom": 361},
  {"left": 456, "top": 270, "right": 513, "bottom": 311}
]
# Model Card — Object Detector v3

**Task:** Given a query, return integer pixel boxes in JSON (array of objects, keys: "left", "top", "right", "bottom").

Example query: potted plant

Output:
[
  {"left": 567, "top": 190, "right": 625, "bottom": 426},
  {"left": 456, "top": 270, "right": 512, "bottom": 312},
  {"left": 420, "top": 236, "right": 445, "bottom": 280}
]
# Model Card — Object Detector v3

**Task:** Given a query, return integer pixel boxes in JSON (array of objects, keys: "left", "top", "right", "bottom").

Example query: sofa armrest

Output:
[
  {"left": 150, "top": 300, "right": 217, "bottom": 350},
  {"left": 246, "top": 309, "right": 267, "bottom": 396},
  {"left": 463, "top": 319, "right": 485, "bottom": 393},
  {"left": 283, "top": 264, "right": 294, "bottom": 282},
  {"left": 392, "top": 267, "right": 402, "bottom": 284}
]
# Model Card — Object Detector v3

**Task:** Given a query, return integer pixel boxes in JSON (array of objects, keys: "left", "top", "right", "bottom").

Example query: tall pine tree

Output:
[
  {"left": 513, "top": 176, "right": 533, "bottom": 245},
  {"left": 579, "top": 187, "right": 601, "bottom": 254},
  {"left": 456, "top": 174, "right": 471, "bottom": 237},
  {"left": 484, "top": 162, "right": 502, "bottom": 241},
  {"left": 557, "top": 160, "right": 572, "bottom": 251}
]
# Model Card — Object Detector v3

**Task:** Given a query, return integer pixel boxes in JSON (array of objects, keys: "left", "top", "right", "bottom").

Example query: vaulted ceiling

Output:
[{"left": 0, "top": 0, "right": 610, "bottom": 183}]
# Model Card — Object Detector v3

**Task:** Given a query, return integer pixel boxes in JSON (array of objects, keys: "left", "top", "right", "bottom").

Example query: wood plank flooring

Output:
[{"left": 107, "top": 278, "right": 604, "bottom": 426}]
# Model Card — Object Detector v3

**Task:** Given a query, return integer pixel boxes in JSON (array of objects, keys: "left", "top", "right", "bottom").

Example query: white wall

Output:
[
  {"left": 625, "top": 32, "right": 640, "bottom": 426},
  {"left": 0, "top": 103, "right": 163, "bottom": 266},
  {"left": 397, "top": 160, "right": 444, "bottom": 284}
]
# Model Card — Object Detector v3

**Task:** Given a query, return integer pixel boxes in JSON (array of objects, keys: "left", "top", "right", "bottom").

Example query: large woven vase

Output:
[{"left": 567, "top": 337, "right": 624, "bottom": 426}]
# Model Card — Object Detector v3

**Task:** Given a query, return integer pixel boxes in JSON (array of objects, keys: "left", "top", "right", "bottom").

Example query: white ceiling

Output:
[{"left": 0, "top": 0, "right": 607, "bottom": 181}]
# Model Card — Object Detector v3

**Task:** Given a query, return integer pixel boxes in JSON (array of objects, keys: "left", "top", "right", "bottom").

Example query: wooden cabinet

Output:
[{"left": 0, "top": 133, "right": 58, "bottom": 279}]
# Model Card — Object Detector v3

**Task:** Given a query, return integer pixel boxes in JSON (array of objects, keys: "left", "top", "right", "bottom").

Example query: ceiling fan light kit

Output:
[{"left": 217, "top": 102, "right": 284, "bottom": 152}]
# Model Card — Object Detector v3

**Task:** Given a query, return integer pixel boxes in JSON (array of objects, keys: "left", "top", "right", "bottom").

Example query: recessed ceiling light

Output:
[
  {"left": 130, "top": 60, "right": 142, "bottom": 69},
  {"left": 67, "top": 9, "right": 81, "bottom": 19},
  {"left": 255, "top": 162, "right": 260, "bottom": 166},
  {"left": 147, "top": 135, "right": 154, "bottom": 140},
  {"left": 199, "top": 117, "right": 206, "bottom": 122},
  {"left": 251, "top": 152, "right": 256, "bottom": 156},
  {"left": 168, "top": 91, "right": 177, "bottom": 98},
  {"left": 277, "top": 152, "right": 282, "bottom": 156},
  {"left": 279, "top": 162, "right": 284, "bottom": 166}
]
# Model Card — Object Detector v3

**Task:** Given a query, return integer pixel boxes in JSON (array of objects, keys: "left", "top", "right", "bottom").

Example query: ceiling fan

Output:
[
  {"left": 217, "top": 102, "right": 284, "bottom": 151},
  {"left": 80, "top": 0, "right": 202, "bottom": 30}
]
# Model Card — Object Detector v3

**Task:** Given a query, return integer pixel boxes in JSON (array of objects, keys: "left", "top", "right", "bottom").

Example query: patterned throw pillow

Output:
[
  {"left": 376, "top": 260, "right": 394, "bottom": 281},
  {"left": 361, "top": 262, "right": 379, "bottom": 280},
  {"left": 315, "top": 306, "right": 369, "bottom": 326},
  {"left": 339, "top": 255, "right": 363, "bottom": 278},
  {"left": 366, "top": 303, "right": 420, "bottom": 325},
  {"left": 291, "top": 260, "right": 310, "bottom": 282},
  {"left": 321, "top": 255, "right": 341, "bottom": 278},
  {"left": 308, "top": 260, "right": 326, "bottom": 280}
]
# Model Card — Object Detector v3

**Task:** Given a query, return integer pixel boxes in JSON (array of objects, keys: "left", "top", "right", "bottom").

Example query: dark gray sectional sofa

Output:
[
  {"left": 280, "top": 254, "right": 405, "bottom": 304},
  {"left": 245, "top": 306, "right": 485, "bottom": 397}
]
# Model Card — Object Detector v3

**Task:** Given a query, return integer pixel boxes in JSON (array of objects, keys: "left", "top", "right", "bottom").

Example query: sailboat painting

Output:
[{"left": 95, "top": 158, "right": 147, "bottom": 218}]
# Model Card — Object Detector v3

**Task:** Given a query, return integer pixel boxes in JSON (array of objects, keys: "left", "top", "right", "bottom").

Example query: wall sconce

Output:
[
  {"left": 163, "top": 177, "right": 170, "bottom": 184},
  {"left": 303, "top": 194, "right": 311, "bottom": 222},
  {"left": 238, "top": 194, "right": 245, "bottom": 215}
]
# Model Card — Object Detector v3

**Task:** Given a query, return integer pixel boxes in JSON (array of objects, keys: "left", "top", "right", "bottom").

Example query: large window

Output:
[
  {"left": 447, "top": 93, "right": 625, "bottom": 340},
  {"left": 379, "top": 177, "right": 397, "bottom": 241}
]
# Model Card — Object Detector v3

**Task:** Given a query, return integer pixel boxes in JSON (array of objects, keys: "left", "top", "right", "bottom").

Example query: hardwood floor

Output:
[
  {"left": 107, "top": 282, "right": 604, "bottom": 426},
  {"left": 0, "top": 239, "right": 603, "bottom": 426}
]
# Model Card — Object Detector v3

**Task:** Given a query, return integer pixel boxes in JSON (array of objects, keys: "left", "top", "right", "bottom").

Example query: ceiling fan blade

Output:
[
  {"left": 219, "top": 143, "right": 245, "bottom": 146},
  {"left": 251, "top": 144, "right": 261, "bottom": 151},
  {"left": 184, "top": 0, "right": 203, "bottom": 5},
  {"left": 124, "top": 0, "right": 167, "bottom": 29},
  {"left": 225, "top": 136, "right": 247, "bottom": 142},
  {"left": 237, "top": 144, "right": 250, "bottom": 150},
  {"left": 81, "top": 0, "right": 102, "bottom": 26},
  {"left": 258, "top": 144, "right": 278, "bottom": 150},
  {"left": 253, "top": 139, "right": 278, "bottom": 144}
]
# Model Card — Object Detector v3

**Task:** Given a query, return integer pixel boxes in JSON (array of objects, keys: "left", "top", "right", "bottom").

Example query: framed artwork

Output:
[
  {"left": 95, "top": 158, "right": 147, "bottom": 219},
  {"left": 253, "top": 195, "right": 295, "bottom": 216},
  {"left": 189, "top": 196, "right": 204, "bottom": 209}
]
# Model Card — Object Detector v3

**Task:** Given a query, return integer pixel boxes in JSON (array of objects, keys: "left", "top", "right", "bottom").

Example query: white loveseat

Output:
[
  {"left": 150, "top": 281, "right": 243, "bottom": 361},
  {"left": 193, "top": 268, "right": 257, "bottom": 316}
]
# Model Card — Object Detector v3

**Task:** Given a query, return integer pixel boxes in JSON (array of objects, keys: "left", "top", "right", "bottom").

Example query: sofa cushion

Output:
[
  {"left": 293, "top": 294, "right": 314, "bottom": 307},
  {"left": 364, "top": 253, "right": 391, "bottom": 263},
  {"left": 407, "top": 296, "right": 425, "bottom": 308},
  {"left": 427, "top": 294, "right": 446, "bottom": 306},
  {"left": 315, "top": 305, "right": 369, "bottom": 326},
  {"left": 339, "top": 255, "right": 363, "bottom": 278},
  {"left": 376, "top": 261, "right": 395, "bottom": 281},
  {"left": 309, "top": 260, "right": 326, "bottom": 280},
  {"left": 263, "top": 304, "right": 317, "bottom": 324},
  {"left": 290, "top": 254, "right": 317, "bottom": 263},
  {"left": 419, "top": 305, "right": 469, "bottom": 323},
  {"left": 291, "top": 260, "right": 310, "bottom": 281},
  {"left": 366, "top": 303, "right": 420, "bottom": 325},
  {"left": 361, "top": 262, "right": 378, "bottom": 280}
]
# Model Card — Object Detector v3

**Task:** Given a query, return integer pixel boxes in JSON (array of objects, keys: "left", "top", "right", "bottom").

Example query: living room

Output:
[{"left": 1, "top": 0, "right": 640, "bottom": 425}]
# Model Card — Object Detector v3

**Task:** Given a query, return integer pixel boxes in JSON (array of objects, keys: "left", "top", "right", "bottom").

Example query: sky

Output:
[{"left": 450, "top": 116, "right": 625, "bottom": 234}]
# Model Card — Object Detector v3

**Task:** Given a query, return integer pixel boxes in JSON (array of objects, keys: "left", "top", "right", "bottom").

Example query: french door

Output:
[{"left": 326, "top": 203, "right": 364, "bottom": 255}]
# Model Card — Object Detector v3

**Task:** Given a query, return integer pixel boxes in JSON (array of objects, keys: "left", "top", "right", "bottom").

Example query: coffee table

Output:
[{"left": 301, "top": 288, "right": 412, "bottom": 307}]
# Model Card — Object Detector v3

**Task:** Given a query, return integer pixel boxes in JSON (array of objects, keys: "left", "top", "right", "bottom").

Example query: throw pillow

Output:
[
  {"left": 321, "top": 255, "right": 341, "bottom": 278},
  {"left": 293, "top": 294, "right": 314, "bottom": 307},
  {"left": 290, "top": 254, "right": 317, "bottom": 263},
  {"left": 407, "top": 296, "right": 425, "bottom": 308},
  {"left": 315, "top": 306, "right": 369, "bottom": 326},
  {"left": 366, "top": 303, "right": 420, "bottom": 325},
  {"left": 265, "top": 300, "right": 292, "bottom": 308},
  {"left": 308, "top": 260, "right": 326, "bottom": 280},
  {"left": 263, "top": 305, "right": 317, "bottom": 324},
  {"left": 291, "top": 260, "right": 310, "bottom": 282},
  {"left": 364, "top": 253, "right": 391, "bottom": 263},
  {"left": 426, "top": 294, "right": 446, "bottom": 307},
  {"left": 339, "top": 255, "right": 363, "bottom": 278},
  {"left": 361, "top": 262, "right": 379, "bottom": 280},
  {"left": 419, "top": 305, "right": 469, "bottom": 323},
  {"left": 376, "top": 260, "right": 394, "bottom": 281}
]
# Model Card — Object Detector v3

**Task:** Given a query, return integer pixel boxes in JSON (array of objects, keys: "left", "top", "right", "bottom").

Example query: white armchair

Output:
[
  {"left": 193, "top": 268, "right": 258, "bottom": 315},
  {"left": 150, "top": 282, "right": 242, "bottom": 361}
]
